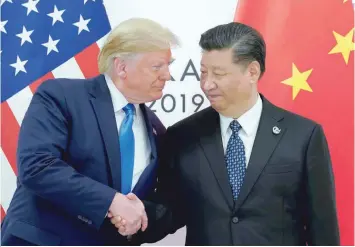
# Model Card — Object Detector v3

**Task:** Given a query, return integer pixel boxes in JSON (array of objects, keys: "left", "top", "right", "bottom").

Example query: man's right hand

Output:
[{"left": 108, "top": 193, "right": 147, "bottom": 235}]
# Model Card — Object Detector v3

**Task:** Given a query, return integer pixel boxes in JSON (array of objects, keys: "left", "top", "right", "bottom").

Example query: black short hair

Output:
[{"left": 199, "top": 22, "right": 266, "bottom": 78}]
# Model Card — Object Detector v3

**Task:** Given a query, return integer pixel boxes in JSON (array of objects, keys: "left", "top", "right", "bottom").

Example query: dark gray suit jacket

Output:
[{"left": 141, "top": 95, "right": 339, "bottom": 246}]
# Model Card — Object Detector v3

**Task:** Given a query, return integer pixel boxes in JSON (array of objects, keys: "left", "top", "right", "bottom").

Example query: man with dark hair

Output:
[{"left": 113, "top": 22, "right": 340, "bottom": 245}]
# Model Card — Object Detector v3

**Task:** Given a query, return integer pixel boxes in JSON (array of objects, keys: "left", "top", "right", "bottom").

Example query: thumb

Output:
[{"left": 126, "top": 193, "right": 138, "bottom": 200}]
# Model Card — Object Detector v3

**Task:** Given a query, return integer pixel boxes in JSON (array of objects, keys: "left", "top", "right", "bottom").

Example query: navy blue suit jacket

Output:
[{"left": 1, "top": 75, "right": 165, "bottom": 245}]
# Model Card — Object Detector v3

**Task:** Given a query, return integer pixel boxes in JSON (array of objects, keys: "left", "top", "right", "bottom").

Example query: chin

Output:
[
  {"left": 151, "top": 91, "right": 163, "bottom": 101},
  {"left": 210, "top": 102, "right": 226, "bottom": 113}
]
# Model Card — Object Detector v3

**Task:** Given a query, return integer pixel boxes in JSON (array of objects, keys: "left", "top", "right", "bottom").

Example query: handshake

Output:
[{"left": 107, "top": 192, "right": 148, "bottom": 236}]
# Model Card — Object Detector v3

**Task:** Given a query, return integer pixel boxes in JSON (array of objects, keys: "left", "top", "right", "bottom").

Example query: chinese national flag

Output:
[{"left": 235, "top": 0, "right": 354, "bottom": 245}]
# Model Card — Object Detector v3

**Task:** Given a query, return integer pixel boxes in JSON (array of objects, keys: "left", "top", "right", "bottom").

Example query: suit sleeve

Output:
[
  {"left": 136, "top": 127, "right": 187, "bottom": 243},
  {"left": 16, "top": 80, "right": 116, "bottom": 230},
  {"left": 304, "top": 124, "right": 340, "bottom": 245}
]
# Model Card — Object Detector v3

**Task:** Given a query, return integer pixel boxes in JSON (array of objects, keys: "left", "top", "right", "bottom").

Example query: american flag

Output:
[{"left": 1, "top": 0, "right": 111, "bottom": 221}]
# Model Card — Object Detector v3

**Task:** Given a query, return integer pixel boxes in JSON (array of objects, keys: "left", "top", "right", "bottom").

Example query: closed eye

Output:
[{"left": 152, "top": 65, "right": 163, "bottom": 70}]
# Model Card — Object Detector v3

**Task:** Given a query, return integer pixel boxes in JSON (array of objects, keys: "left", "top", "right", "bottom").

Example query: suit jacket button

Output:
[{"left": 232, "top": 217, "right": 239, "bottom": 224}]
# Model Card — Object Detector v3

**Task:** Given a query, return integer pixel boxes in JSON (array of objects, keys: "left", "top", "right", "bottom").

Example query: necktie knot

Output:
[
  {"left": 230, "top": 120, "right": 242, "bottom": 134},
  {"left": 123, "top": 103, "right": 135, "bottom": 116}
]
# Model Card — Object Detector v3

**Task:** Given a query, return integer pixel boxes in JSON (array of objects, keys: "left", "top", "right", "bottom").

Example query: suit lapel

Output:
[
  {"left": 131, "top": 105, "right": 157, "bottom": 198},
  {"left": 88, "top": 75, "right": 121, "bottom": 191},
  {"left": 198, "top": 108, "right": 234, "bottom": 210},
  {"left": 234, "top": 96, "right": 286, "bottom": 211},
  {"left": 140, "top": 104, "right": 157, "bottom": 161}
]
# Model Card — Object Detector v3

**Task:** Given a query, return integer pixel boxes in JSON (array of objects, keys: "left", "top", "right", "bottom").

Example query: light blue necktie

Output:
[
  {"left": 225, "top": 120, "right": 246, "bottom": 200},
  {"left": 119, "top": 103, "right": 135, "bottom": 195}
]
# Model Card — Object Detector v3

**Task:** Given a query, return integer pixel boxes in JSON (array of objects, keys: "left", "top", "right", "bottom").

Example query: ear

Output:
[
  {"left": 113, "top": 57, "right": 127, "bottom": 79},
  {"left": 247, "top": 61, "right": 261, "bottom": 84}
]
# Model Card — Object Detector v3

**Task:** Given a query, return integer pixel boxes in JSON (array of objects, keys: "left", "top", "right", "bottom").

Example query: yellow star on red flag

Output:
[
  {"left": 235, "top": 0, "right": 354, "bottom": 244},
  {"left": 328, "top": 28, "right": 354, "bottom": 64},
  {"left": 281, "top": 63, "right": 313, "bottom": 100}
]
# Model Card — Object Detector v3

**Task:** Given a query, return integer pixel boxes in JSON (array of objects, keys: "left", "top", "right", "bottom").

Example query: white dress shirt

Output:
[
  {"left": 219, "top": 95, "right": 263, "bottom": 167},
  {"left": 105, "top": 74, "right": 151, "bottom": 191}
]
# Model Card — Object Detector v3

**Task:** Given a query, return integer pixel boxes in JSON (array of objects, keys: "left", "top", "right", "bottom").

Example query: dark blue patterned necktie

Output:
[
  {"left": 225, "top": 120, "right": 246, "bottom": 200},
  {"left": 119, "top": 103, "right": 135, "bottom": 195}
]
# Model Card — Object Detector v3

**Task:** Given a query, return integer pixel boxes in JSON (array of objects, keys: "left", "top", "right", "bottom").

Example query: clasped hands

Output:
[{"left": 108, "top": 192, "right": 147, "bottom": 236}]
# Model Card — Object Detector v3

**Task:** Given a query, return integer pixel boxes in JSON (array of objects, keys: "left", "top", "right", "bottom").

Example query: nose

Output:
[
  {"left": 202, "top": 79, "right": 216, "bottom": 91},
  {"left": 159, "top": 67, "right": 171, "bottom": 81}
]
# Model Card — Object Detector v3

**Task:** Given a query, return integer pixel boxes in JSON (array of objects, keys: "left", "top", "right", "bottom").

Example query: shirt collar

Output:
[
  {"left": 104, "top": 74, "right": 139, "bottom": 114},
  {"left": 219, "top": 94, "right": 263, "bottom": 137}
]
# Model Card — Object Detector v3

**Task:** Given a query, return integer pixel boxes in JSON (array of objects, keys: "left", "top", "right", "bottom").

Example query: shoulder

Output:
[
  {"left": 274, "top": 103, "right": 317, "bottom": 127},
  {"left": 263, "top": 96, "right": 320, "bottom": 134},
  {"left": 284, "top": 109, "right": 318, "bottom": 127},
  {"left": 143, "top": 106, "right": 166, "bottom": 135},
  {"left": 36, "top": 76, "right": 97, "bottom": 96},
  {"left": 34, "top": 75, "right": 104, "bottom": 108},
  {"left": 168, "top": 106, "right": 215, "bottom": 135}
]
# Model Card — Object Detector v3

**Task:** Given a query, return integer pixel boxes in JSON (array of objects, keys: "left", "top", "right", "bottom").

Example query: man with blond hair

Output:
[{"left": 1, "top": 18, "right": 178, "bottom": 246}]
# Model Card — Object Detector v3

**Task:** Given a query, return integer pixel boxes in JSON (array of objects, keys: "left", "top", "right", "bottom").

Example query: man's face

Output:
[
  {"left": 200, "top": 48, "right": 254, "bottom": 115},
  {"left": 122, "top": 49, "right": 172, "bottom": 103}
]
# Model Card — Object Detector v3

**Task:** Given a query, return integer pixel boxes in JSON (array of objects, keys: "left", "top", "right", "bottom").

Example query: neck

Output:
[{"left": 223, "top": 91, "right": 259, "bottom": 119}]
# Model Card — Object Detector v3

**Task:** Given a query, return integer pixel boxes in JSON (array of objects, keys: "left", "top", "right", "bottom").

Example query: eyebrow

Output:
[
  {"left": 151, "top": 57, "right": 175, "bottom": 66},
  {"left": 200, "top": 63, "right": 226, "bottom": 71},
  {"left": 212, "top": 66, "right": 226, "bottom": 71}
]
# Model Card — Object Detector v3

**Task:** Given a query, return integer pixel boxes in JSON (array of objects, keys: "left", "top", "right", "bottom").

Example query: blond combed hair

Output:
[{"left": 98, "top": 18, "right": 180, "bottom": 74}]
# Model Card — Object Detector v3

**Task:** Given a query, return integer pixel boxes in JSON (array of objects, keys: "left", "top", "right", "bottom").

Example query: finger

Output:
[
  {"left": 107, "top": 212, "right": 113, "bottom": 218},
  {"left": 115, "top": 216, "right": 125, "bottom": 227},
  {"left": 120, "top": 225, "right": 134, "bottom": 236},
  {"left": 115, "top": 222, "right": 125, "bottom": 228},
  {"left": 126, "top": 219, "right": 139, "bottom": 234},
  {"left": 136, "top": 219, "right": 142, "bottom": 233},
  {"left": 126, "top": 193, "right": 138, "bottom": 200},
  {"left": 134, "top": 220, "right": 141, "bottom": 233},
  {"left": 119, "top": 230, "right": 128, "bottom": 236},
  {"left": 112, "top": 216, "right": 123, "bottom": 224},
  {"left": 119, "top": 225, "right": 126, "bottom": 233},
  {"left": 118, "top": 227, "right": 128, "bottom": 236},
  {"left": 127, "top": 226, "right": 139, "bottom": 236},
  {"left": 133, "top": 218, "right": 141, "bottom": 229},
  {"left": 110, "top": 217, "right": 117, "bottom": 225},
  {"left": 141, "top": 211, "right": 148, "bottom": 232}
]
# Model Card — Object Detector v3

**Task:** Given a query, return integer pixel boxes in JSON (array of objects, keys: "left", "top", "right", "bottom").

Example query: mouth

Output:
[
  {"left": 153, "top": 81, "right": 166, "bottom": 90},
  {"left": 207, "top": 94, "right": 221, "bottom": 99}
]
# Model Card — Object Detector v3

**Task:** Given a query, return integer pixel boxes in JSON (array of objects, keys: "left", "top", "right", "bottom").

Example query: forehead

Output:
[
  {"left": 201, "top": 49, "right": 234, "bottom": 69},
  {"left": 139, "top": 49, "right": 172, "bottom": 63}
]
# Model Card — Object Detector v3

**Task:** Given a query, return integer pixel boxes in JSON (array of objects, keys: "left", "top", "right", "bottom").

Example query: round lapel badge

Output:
[{"left": 272, "top": 126, "right": 281, "bottom": 135}]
